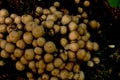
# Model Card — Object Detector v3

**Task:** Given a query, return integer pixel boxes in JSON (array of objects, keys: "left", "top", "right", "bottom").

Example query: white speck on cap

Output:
[{"left": 108, "top": 45, "right": 115, "bottom": 48}]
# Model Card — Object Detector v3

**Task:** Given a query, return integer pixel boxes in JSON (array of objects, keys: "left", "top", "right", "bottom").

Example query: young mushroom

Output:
[
  {"left": 44, "top": 41, "right": 56, "bottom": 53},
  {"left": 0, "top": 24, "right": 7, "bottom": 33},
  {"left": 32, "top": 25, "right": 45, "bottom": 38},
  {"left": 23, "top": 32, "right": 33, "bottom": 44},
  {"left": 0, "top": 2, "right": 101, "bottom": 79},
  {"left": 0, "top": 9, "right": 9, "bottom": 17},
  {"left": 46, "top": 62, "right": 54, "bottom": 71},
  {"left": 44, "top": 53, "right": 53, "bottom": 63},
  {"left": 59, "top": 69, "right": 69, "bottom": 80},
  {"left": 54, "top": 58, "right": 63, "bottom": 68},
  {"left": 61, "top": 15, "right": 71, "bottom": 25},
  {"left": 24, "top": 49, "right": 35, "bottom": 60},
  {"left": 9, "top": 31, "right": 21, "bottom": 43},
  {"left": 15, "top": 61, "right": 25, "bottom": 71},
  {"left": 21, "top": 14, "right": 33, "bottom": 24}
]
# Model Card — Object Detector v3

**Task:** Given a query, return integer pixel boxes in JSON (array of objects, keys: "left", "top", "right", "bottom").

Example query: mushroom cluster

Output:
[{"left": 0, "top": 0, "right": 100, "bottom": 80}]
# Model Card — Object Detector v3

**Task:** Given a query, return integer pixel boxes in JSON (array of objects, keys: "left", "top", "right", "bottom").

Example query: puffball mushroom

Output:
[
  {"left": 0, "top": 9, "right": 9, "bottom": 17},
  {"left": 37, "top": 60, "right": 46, "bottom": 69},
  {"left": 0, "top": 60, "right": 5, "bottom": 66},
  {"left": 0, "top": 24, "right": 7, "bottom": 33},
  {"left": 81, "top": 11, "right": 88, "bottom": 19},
  {"left": 89, "top": 20, "right": 100, "bottom": 29},
  {"left": 44, "top": 20, "right": 54, "bottom": 29},
  {"left": 36, "top": 6, "right": 43, "bottom": 14},
  {"left": 46, "top": 62, "right": 54, "bottom": 71},
  {"left": 65, "top": 62, "right": 74, "bottom": 71},
  {"left": 59, "top": 53, "right": 68, "bottom": 61},
  {"left": 60, "top": 26, "right": 67, "bottom": 34},
  {"left": 83, "top": 19, "right": 89, "bottom": 24},
  {"left": 73, "top": 73, "right": 80, "bottom": 80},
  {"left": 37, "top": 37, "right": 46, "bottom": 47},
  {"left": 4, "top": 17, "right": 12, "bottom": 24},
  {"left": 44, "top": 41, "right": 56, "bottom": 53},
  {"left": 59, "top": 63, "right": 65, "bottom": 70},
  {"left": 69, "top": 31, "right": 79, "bottom": 41},
  {"left": 43, "top": 8, "right": 51, "bottom": 15},
  {"left": 83, "top": 52, "right": 91, "bottom": 61},
  {"left": 79, "top": 71, "right": 85, "bottom": 80},
  {"left": 59, "top": 70, "right": 69, "bottom": 79},
  {"left": 9, "top": 31, "right": 21, "bottom": 43},
  {"left": 54, "top": 58, "right": 63, "bottom": 68},
  {"left": 0, "top": 39, "right": 7, "bottom": 49},
  {"left": 0, "top": 50, "right": 9, "bottom": 58},
  {"left": 14, "top": 48, "right": 24, "bottom": 58},
  {"left": 53, "top": 11, "right": 63, "bottom": 19},
  {"left": 10, "top": 54, "right": 17, "bottom": 61},
  {"left": 67, "top": 50, "right": 76, "bottom": 60},
  {"left": 77, "top": 49, "right": 86, "bottom": 60},
  {"left": 78, "top": 7, "right": 83, "bottom": 13},
  {"left": 60, "top": 38, "right": 68, "bottom": 47},
  {"left": 61, "top": 15, "right": 71, "bottom": 25},
  {"left": 17, "top": 24, "right": 23, "bottom": 30},
  {"left": 92, "top": 57, "right": 100, "bottom": 64},
  {"left": 24, "top": 49, "right": 34, "bottom": 60},
  {"left": 73, "top": 64, "right": 80, "bottom": 73},
  {"left": 53, "top": 1, "right": 60, "bottom": 7},
  {"left": 68, "top": 42, "right": 80, "bottom": 52},
  {"left": 53, "top": 24, "right": 60, "bottom": 33},
  {"left": 10, "top": 13, "right": 17, "bottom": 19},
  {"left": 44, "top": 53, "right": 53, "bottom": 63},
  {"left": 93, "top": 42, "right": 99, "bottom": 51},
  {"left": 71, "top": 16, "right": 79, "bottom": 24},
  {"left": 51, "top": 69, "right": 60, "bottom": 76},
  {"left": 23, "top": 32, "right": 33, "bottom": 44},
  {"left": 21, "top": 14, "right": 33, "bottom": 24},
  {"left": 83, "top": 0, "right": 91, "bottom": 7},
  {"left": 50, "top": 77, "right": 59, "bottom": 80},
  {"left": 35, "top": 55, "right": 42, "bottom": 60},
  {"left": 32, "top": 39, "right": 37, "bottom": 47},
  {"left": 26, "top": 72, "right": 33, "bottom": 79},
  {"left": 46, "top": 14, "right": 57, "bottom": 22},
  {"left": 14, "top": 16, "right": 21, "bottom": 24},
  {"left": 34, "top": 18, "right": 40, "bottom": 24},
  {"left": 68, "top": 21, "right": 78, "bottom": 31},
  {"left": 79, "top": 23, "right": 87, "bottom": 31},
  {"left": 49, "top": 6, "right": 57, "bottom": 14},
  {"left": 75, "top": 0, "right": 80, "bottom": 4},
  {"left": 32, "top": 25, "right": 45, "bottom": 38},
  {"left": 15, "top": 61, "right": 25, "bottom": 71},
  {"left": 42, "top": 73, "right": 49, "bottom": 80},
  {"left": 0, "top": 33, "right": 4, "bottom": 39},
  {"left": 0, "top": 17, "right": 5, "bottom": 24},
  {"left": 77, "top": 40, "right": 85, "bottom": 48},
  {"left": 28, "top": 60, "right": 36, "bottom": 69},
  {"left": 68, "top": 72, "right": 74, "bottom": 79},
  {"left": 38, "top": 68, "right": 44, "bottom": 74},
  {"left": 7, "top": 25, "right": 16, "bottom": 33},
  {"left": 87, "top": 60, "right": 94, "bottom": 67},
  {"left": 34, "top": 47, "right": 43, "bottom": 55},
  {"left": 5, "top": 43, "right": 15, "bottom": 53},
  {"left": 25, "top": 22, "right": 38, "bottom": 31},
  {"left": 86, "top": 41, "right": 93, "bottom": 51},
  {"left": 16, "top": 39, "right": 26, "bottom": 49},
  {"left": 20, "top": 56, "right": 28, "bottom": 65}
]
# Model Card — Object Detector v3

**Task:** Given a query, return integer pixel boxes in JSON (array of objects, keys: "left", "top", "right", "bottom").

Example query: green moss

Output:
[{"left": 107, "top": 0, "right": 120, "bottom": 9}]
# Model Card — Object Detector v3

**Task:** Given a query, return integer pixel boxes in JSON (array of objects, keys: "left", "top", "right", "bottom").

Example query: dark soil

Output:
[{"left": 0, "top": 0, "right": 120, "bottom": 80}]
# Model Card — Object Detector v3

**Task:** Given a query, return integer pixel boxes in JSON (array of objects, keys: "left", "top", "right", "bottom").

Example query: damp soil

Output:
[{"left": 0, "top": 0, "right": 120, "bottom": 80}]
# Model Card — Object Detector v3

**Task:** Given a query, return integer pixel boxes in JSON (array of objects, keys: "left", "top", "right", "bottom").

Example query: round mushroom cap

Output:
[{"left": 44, "top": 41, "right": 56, "bottom": 53}]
